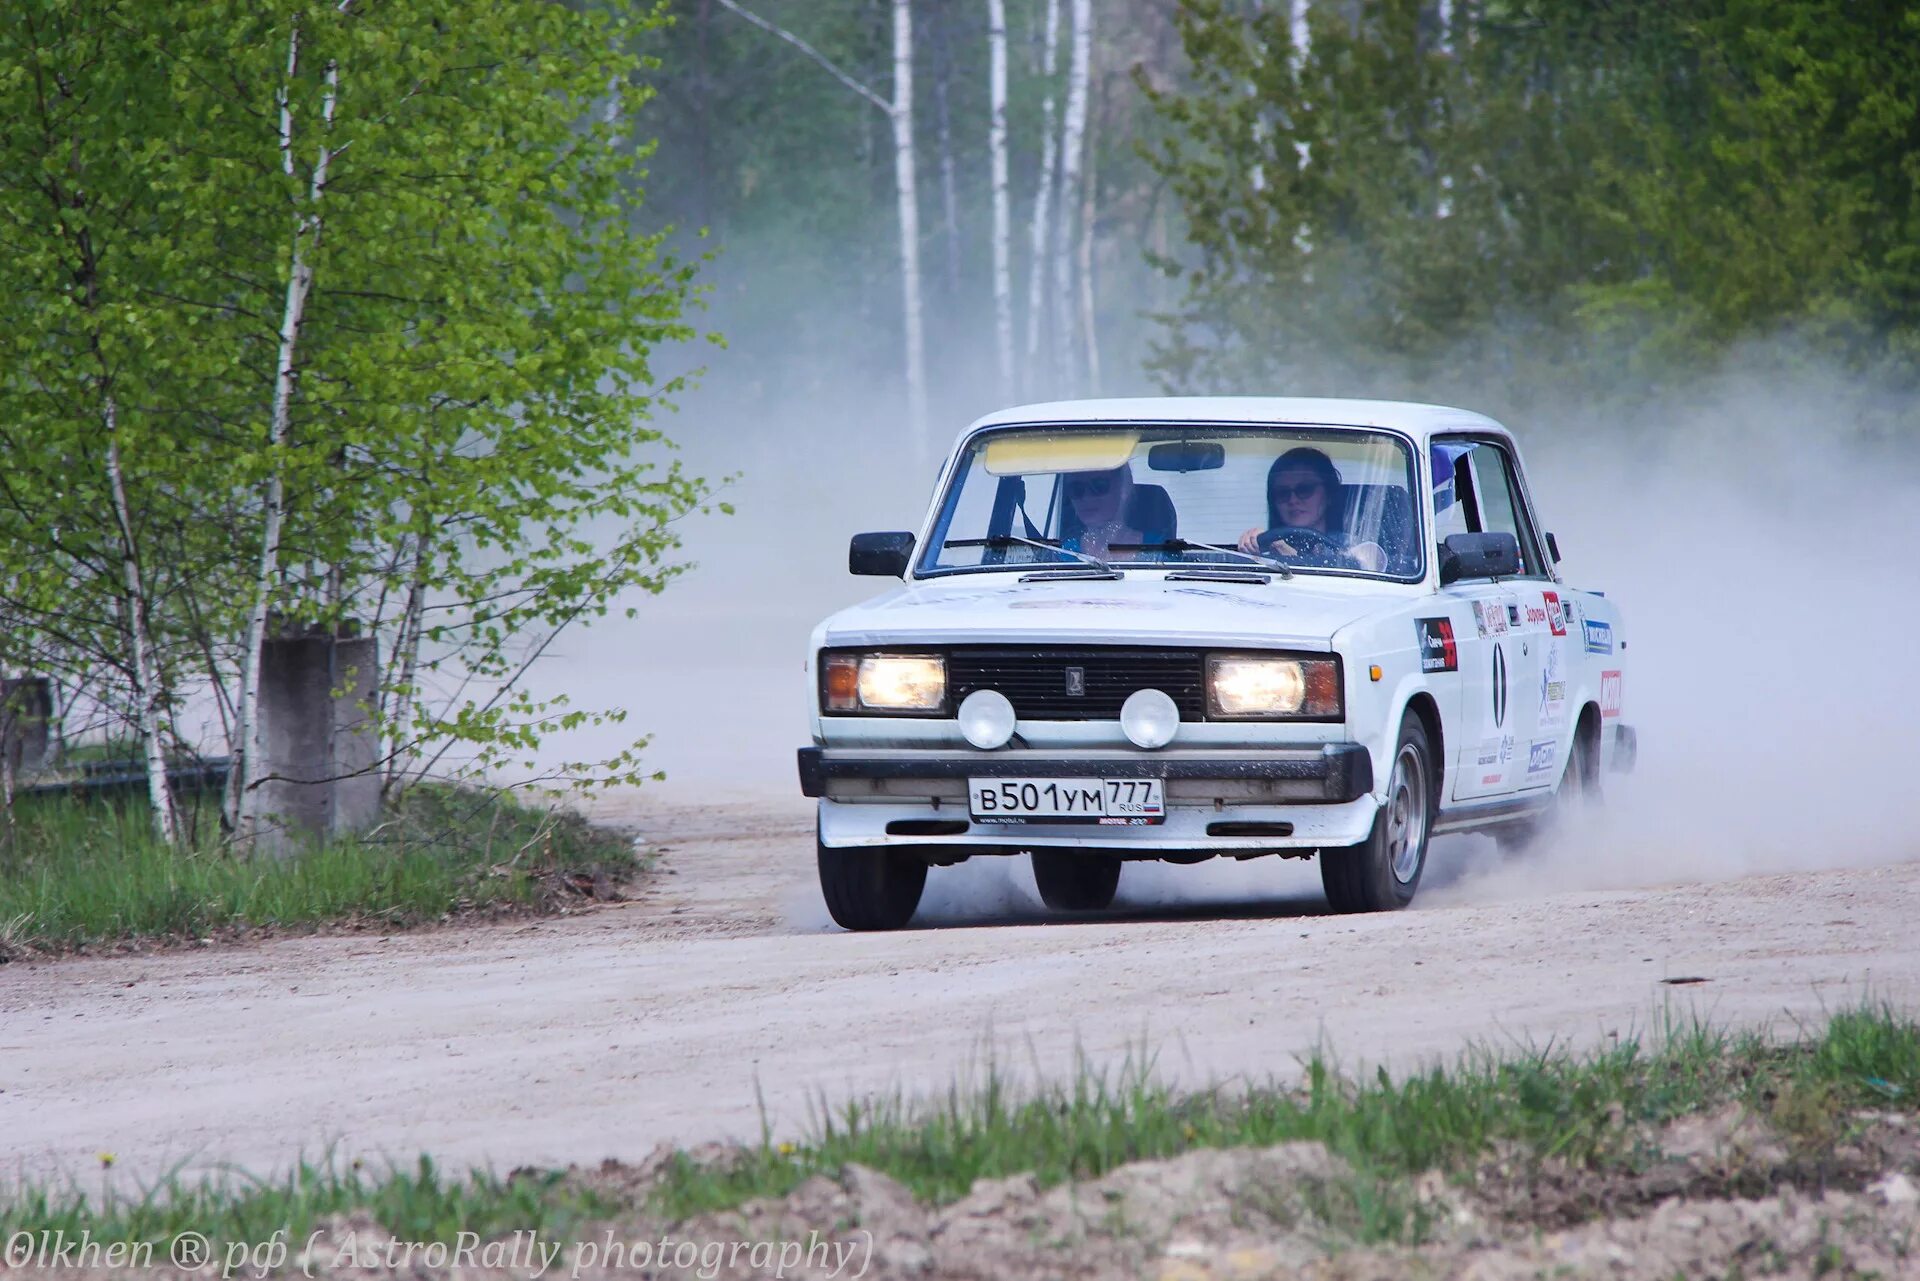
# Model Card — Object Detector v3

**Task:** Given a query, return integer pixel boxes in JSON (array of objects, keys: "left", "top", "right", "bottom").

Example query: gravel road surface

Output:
[{"left": 4, "top": 790, "right": 1916, "bottom": 1188}]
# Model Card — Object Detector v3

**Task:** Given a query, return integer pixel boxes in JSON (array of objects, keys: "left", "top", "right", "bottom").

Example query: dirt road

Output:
[{"left": 4, "top": 790, "right": 1917, "bottom": 1189}]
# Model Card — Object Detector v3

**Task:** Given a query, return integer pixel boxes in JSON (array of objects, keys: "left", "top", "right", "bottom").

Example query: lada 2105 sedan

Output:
[{"left": 798, "top": 398, "right": 1637, "bottom": 930}]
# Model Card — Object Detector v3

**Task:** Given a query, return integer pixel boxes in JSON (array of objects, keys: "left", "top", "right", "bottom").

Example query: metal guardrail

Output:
[{"left": 19, "top": 757, "right": 232, "bottom": 800}]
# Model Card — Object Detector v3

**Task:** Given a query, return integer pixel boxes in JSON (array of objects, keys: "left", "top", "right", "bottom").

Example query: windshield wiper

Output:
[
  {"left": 1129, "top": 538, "right": 1293, "bottom": 580},
  {"left": 943, "top": 534, "right": 1120, "bottom": 578}
]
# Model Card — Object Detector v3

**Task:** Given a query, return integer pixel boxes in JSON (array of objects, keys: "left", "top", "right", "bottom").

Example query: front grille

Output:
[{"left": 947, "top": 647, "right": 1207, "bottom": 722}]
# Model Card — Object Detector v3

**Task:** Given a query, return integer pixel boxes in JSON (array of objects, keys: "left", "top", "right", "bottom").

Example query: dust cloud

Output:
[{"left": 1427, "top": 353, "right": 1920, "bottom": 904}]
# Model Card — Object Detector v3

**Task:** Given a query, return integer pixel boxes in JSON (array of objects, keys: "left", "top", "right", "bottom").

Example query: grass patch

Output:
[
  {"left": 8, "top": 1004, "right": 1917, "bottom": 1253},
  {"left": 646, "top": 1002, "right": 1920, "bottom": 1223},
  {"left": 10, "top": 1157, "right": 618, "bottom": 1252},
  {"left": 0, "top": 784, "right": 637, "bottom": 954}
]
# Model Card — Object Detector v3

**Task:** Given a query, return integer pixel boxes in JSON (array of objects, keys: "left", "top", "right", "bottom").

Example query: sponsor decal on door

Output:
[{"left": 1543, "top": 591, "right": 1567, "bottom": 637}]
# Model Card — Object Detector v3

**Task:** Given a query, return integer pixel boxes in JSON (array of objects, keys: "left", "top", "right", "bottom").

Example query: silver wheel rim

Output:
[{"left": 1387, "top": 742, "right": 1428, "bottom": 885}]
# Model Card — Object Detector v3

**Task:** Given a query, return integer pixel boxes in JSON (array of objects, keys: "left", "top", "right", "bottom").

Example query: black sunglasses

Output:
[
  {"left": 1065, "top": 475, "right": 1116, "bottom": 498},
  {"left": 1270, "top": 480, "right": 1323, "bottom": 502}
]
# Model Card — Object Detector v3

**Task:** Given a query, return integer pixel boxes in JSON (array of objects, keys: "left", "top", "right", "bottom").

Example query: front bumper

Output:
[{"left": 802, "top": 744, "right": 1379, "bottom": 853}]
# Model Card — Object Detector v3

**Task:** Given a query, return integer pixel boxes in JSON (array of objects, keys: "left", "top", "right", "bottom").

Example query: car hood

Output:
[{"left": 816, "top": 573, "right": 1401, "bottom": 651}]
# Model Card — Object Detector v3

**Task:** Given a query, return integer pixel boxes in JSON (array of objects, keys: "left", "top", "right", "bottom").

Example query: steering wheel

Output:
[{"left": 1257, "top": 525, "right": 1348, "bottom": 562}]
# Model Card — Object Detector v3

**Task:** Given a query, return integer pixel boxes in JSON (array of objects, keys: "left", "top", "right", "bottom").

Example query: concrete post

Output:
[
  {"left": 0, "top": 677, "right": 52, "bottom": 778},
  {"left": 255, "top": 632, "right": 381, "bottom": 851}
]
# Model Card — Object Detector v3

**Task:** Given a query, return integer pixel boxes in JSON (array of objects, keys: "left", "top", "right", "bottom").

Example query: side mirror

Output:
[
  {"left": 849, "top": 531, "right": 915, "bottom": 577},
  {"left": 1438, "top": 531, "right": 1522, "bottom": 585},
  {"left": 1545, "top": 531, "right": 1562, "bottom": 564}
]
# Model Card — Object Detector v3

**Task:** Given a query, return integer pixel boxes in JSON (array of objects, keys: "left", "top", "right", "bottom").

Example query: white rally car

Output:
[{"left": 799, "top": 398, "right": 1635, "bottom": 929}]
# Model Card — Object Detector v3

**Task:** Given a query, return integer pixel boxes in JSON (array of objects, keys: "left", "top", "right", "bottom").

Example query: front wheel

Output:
[
  {"left": 1321, "top": 716, "right": 1433, "bottom": 913},
  {"left": 1031, "top": 850, "right": 1122, "bottom": 911},
  {"left": 818, "top": 834, "right": 927, "bottom": 931}
]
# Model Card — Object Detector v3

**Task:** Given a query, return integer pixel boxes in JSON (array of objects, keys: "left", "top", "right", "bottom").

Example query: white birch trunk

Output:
[
  {"left": 382, "top": 531, "right": 429, "bottom": 799},
  {"left": 1022, "top": 0, "right": 1062, "bottom": 393},
  {"left": 1077, "top": 109, "right": 1100, "bottom": 395},
  {"left": 104, "top": 397, "right": 180, "bottom": 846},
  {"left": 1053, "top": 0, "right": 1092, "bottom": 393},
  {"left": 986, "top": 0, "right": 1014, "bottom": 398},
  {"left": 931, "top": 8, "right": 962, "bottom": 300},
  {"left": 891, "top": 0, "right": 927, "bottom": 453},
  {"left": 227, "top": 21, "right": 340, "bottom": 836}
]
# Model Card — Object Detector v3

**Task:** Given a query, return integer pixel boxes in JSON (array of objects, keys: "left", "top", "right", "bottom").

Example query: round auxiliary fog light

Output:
[
  {"left": 957, "top": 689, "right": 1017, "bottom": 750},
  {"left": 1120, "top": 688, "right": 1180, "bottom": 750}
]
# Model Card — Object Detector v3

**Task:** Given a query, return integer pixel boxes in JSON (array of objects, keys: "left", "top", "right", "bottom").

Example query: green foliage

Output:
[
  {"left": 1144, "top": 0, "right": 1920, "bottom": 401},
  {"left": 0, "top": 0, "right": 718, "bottom": 801},
  {"left": 0, "top": 786, "right": 636, "bottom": 952}
]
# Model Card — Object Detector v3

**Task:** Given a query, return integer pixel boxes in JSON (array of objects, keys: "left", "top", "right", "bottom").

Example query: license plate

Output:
[{"left": 967, "top": 777, "right": 1165, "bottom": 825}]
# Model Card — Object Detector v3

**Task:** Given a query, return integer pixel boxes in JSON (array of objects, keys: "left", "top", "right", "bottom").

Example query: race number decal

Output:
[
  {"left": 1492, "top": 642, "right": 1508, "bottom": 728},
  {"left": 1415, "top": 617, "right": 1458, "bottom": 673}
]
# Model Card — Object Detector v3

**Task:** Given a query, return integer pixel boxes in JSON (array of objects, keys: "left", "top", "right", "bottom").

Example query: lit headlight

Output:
[
  {"left": 1207, "top": 654, "right": 1342, "bottom": 719},
  {"left": 822, "top": 653, "right": 947, "bottom": 713}
]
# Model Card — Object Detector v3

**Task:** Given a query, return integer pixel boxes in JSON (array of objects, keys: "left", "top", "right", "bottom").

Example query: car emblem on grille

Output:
[{"left": 1064, "top": 666, "right": 1086, "bottom": 697}]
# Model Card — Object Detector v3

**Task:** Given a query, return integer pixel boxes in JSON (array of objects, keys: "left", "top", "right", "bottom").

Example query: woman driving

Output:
[{"left": 1236, "top": 447, "right": 1387, "bottom": 571}]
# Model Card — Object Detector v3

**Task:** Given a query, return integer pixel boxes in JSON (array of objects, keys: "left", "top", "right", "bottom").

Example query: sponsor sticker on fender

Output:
[
  {"left": 1415, "top": 617, "right": 1458, "bottom": 673},
  {"left": 1583, "top": 618, "right": 1614, "bottom": 654},
  {"left": 1538, "top": 641, "right": 1568, "bottom": 732},
  {"left": 1527, "top": 739, "right": 1558, "bottom": 776},
  {"left": 1543, "top": 591, "right": 1567, "bottom": 637},
  {"left": 1600, "top": 669, "right": 1623, "bottom": 719},
  {"left": 1472, "top": 599, "right": 1510, "bottom": 638}
]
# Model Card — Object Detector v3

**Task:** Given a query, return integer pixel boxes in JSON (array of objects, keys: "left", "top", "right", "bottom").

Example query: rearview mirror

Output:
[
  {"left": 1438, "top": 532, "right": 1522, "bottom": 585},
  {"left": 1146, "top": 440, "right": 1225, "bottom": 473},
  {"left": 849, "top": 531, "right": 915, "bottom": 577}
]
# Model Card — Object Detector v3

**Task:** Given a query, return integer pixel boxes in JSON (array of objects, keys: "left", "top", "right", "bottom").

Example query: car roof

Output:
[{"left": 961, "top": 397, "right": 1514, "bottom": 448}]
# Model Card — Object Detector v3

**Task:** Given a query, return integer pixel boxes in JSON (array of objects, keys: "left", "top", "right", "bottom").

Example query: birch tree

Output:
[
  {"left": 1023, "top": 0, "right": 1063, "bottom": 392},
  {"left": 0, "top": 1, "right": 243, "bottom": 843},
  {"left": 987, "top": 0, "right": 1015, "bottom": 397},
  {"left": 714, "top": 0, "right": 927, "bottom": 451},
  {"left": 1053, "top": 0, "right": 1094, "bottom": 392},
  {"left": 225, "top": 5, "right": 348, "bottom": 835}
]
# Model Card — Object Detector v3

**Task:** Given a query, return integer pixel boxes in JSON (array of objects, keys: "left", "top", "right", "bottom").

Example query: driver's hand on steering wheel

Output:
[
  {"left": 1237, "top": 525, "right": 1294, "bottom": 555},
  {"left": 1236, "top": 526, "right": 1297, "bottom": 556}
]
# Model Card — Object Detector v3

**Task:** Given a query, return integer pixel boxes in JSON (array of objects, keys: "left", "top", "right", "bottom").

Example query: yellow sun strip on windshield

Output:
[{"left": 981, "top": 432, "right": 1141, "bottom": 476}]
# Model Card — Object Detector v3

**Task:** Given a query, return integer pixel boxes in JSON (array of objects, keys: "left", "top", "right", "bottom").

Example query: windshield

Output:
[{"left": 918, "top": 424, "right": 1424, "bottom": 581}]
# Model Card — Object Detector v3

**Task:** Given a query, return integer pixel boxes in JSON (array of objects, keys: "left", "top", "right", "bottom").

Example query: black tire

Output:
[
  {"left": 1559, "top": 721, "right": 1602, "bottom": 813},
  {"left": 1496, "top": 719, "right": 1601, "bottom": 857},
  {"left": 1031, "top": 849, "right": 1122, "bottom": 911},
  {"left": 817, "top": 834, "right": 927, "bottom": 931},
  {"left": 1321, "top": 715, "right": 1434, "bottom": 913}
]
